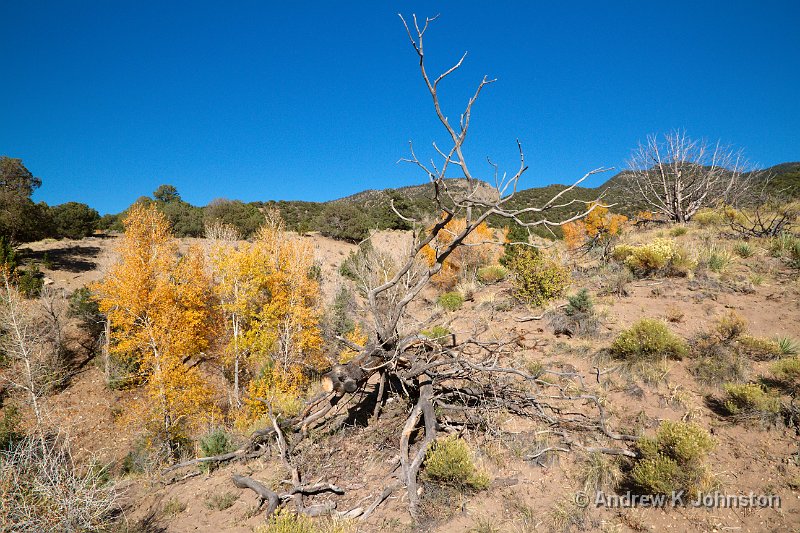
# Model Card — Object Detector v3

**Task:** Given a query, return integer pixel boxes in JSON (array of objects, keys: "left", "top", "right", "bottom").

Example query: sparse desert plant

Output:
[
  {"left": 163, "top": 497, "right": 187, "bottom": 517},
  {"left": 565, "top": 289, "right": 593, "bottom": 316},
  {"left": 438, "top": 291, "right": 464, "bottom": 311},
  {"left": 0, "top": 436, "right": 118, "bottom": 532},
  {"left": 705, "top": 245, "right": 732, "bottom": 273},
  {"left": 670, "top": 226, "right": 688, "bottom": 237},
  {"left": 550, "top": 289, "right": 599, "bottom": 337},
  {"left": 733, "top": 242, "right": 754, "bottom": 258},
  {"left": 580, "top": 452, "right": 622, "bottom": 492},
  {"left": 720, "top": 383, "right": 781, "bottom": 420},
  {"left": 601, "top": 265, "right": 633, "bottom": 297},
  {"left": 205, "top": 491, "right": 238, "bottom": 511},
  {"left": 421, "top": 325, "right": 452, "bottom": 344},
  {"left": 423, "top": 435, "right": 489, "bottom": 490},
  {"left": 771, "top": 357, "right": 800, "bottom": 388},
  {"left": 749, "top": 273, "right": 765, "bottom": 286},
  {"left": 0, "top": 404, "right": 22, "bottom": 451},
  {"left": 476, "top": 264, "right": 507, "bottom": 284},
  {"left": 503, "top": 247, "right": 570, "bottom": 307},
  {"left": 777, "top": 337, "right": 799, "bottom": 356},
  {"left": 693, "top": 208, "right": 724, "bottom": 227},
  {"left": 610, "top": 319, "right": 688, "bottom": 361},
  {"left": 737, "top": 335, "right": 782, "bottom": 360},
  {"left": 631, "top": 421, "right": 715, "bottom": 497},
  {"left": 664, "top": 305, "right": 684, "bottom": 323},
  {"left": 715, "top": 311, "right": 746, "bottom": 341}
]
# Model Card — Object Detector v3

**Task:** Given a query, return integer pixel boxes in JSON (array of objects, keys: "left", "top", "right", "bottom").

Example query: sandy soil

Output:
[{"left": 9, "top": 226, "right": 800, "bottom": 532}]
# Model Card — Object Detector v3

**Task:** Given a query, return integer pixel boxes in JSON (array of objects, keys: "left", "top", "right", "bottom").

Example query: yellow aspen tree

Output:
[
  {"left": 93, "top": 204, "right": 218, "bottom": 456},
  {"left": 239, "top": 218, "right": 325, "bottom": 421}
]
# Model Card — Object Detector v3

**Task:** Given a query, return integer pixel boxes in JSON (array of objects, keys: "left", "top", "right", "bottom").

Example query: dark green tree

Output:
[
  {"left": 49, "top": 202, "right": 100, "bottom": 239},
  {"left": 153, "top": 184, "right": 181, "bottom": 203}
]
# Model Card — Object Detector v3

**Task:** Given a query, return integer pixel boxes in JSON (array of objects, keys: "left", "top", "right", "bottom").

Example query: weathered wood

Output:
[{"left": 232, "top": 474, "right": 280, "bottom": 516}]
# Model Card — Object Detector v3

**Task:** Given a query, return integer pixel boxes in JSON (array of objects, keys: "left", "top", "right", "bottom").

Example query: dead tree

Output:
[
  {"left": 164, "top": 13, "right": 634, "bottom": 520},
  {"left": 623, "top": 130, "right": 757, "bottom": 222}
]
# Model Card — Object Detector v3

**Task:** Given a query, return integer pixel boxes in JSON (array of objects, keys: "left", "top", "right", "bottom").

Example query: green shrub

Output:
[
  {"left": 49, "top": 201, "right": 100, "bottom": 239},
  {"left": 771, "top": 357, "right": 800, "bottom": 386},
  {"left": 0, "top": 404, "right": 23, "bottom": 451},
  {"left": 737, "top": 336, "right": 782, "bottom": 360},
  {"left": 438, "top": 291, "right": 464, "bottom": 311},
  {"left": 424, "top": 435, "right": 489, "bottom": 490},
  {"left": 693, "top": 209, "right": 723, "bottom": 227},
  {"left": 610, "top": 319, "right": 688, "bottom": 361},
  {"left": 631, "top": 421, "right": 715, "bottom": 497},
  {"left": 17, "top": 265, "right": 43, "bottom": 298},
  {"left": 721, "top": 383, "right": 781, "bottom": 417},
  {"left": 733, "top": 242, "right": 754, "bottom": 258},
  {"left": 503, "top": 247, "right": 569, "bottom": 307},
  {"left": 199, "top": 428, "right": 235, "bottom": 473},
  {"left": 476, "top": 265, "right": 508, "bottom": 284},
  {"left": 670, "top": 226, "right": 688, "bottom": 237},
  {"left": 0, "top": 236, "right": 18, "bottom": 273},
  {"left": 421, "top": 325, "right": 452, "bottom": 343},
  {"left": 565, "top": 289, "right": 593, "bottom": 316}
]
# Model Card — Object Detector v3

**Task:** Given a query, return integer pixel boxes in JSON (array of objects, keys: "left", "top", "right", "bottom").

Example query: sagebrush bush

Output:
[
  {"left": 771, "top": 357, "right": 800, "bottom": 386},
  {"left": 610, "top": 319, "right": 688, "bottom": 361},
  {"left": 423, "top": 435, "right": 489, "bottom": 490},
  {"left": 721, "top": 383, "right": 781, "bottom": 418},
  {"left": 631, "top": 421, "right": 715, "bottom": 497},
  {"left": 715, "top": 311, "right": 746, "bottom": 341},
  {"left": 476, "top": 265, "right": 508, "bottom": 284},
  {"left": 613, "top": 238, "right": 676, "bottom": 274},
  {"left": 670, "top": 226, "right": 688, "bottom": 237},
  {"left": 737, "top": 336, "right": 782, "bottom": 360},
  {"left": 693, "top": 208, "right": 723, "bottom": 227},
  {"left": 503, "top": 247, "right": 569, "bottom": 307},
  {"left": 421, "top": 325, "right": 452, "bottom": 343},
  {"left": 438, "top": 291, "right": 464, "bottom": 311}
]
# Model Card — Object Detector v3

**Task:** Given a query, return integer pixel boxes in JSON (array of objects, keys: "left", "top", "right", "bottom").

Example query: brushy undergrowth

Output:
[
  {"left": 423, "top": 435, "right": 489, "bottom": 491},
  {"left": 476, "top": 265, "right": 508, "bottom": 284},
  {"left": 630, "top": 421, "right": 715, "bottom": 497},
  {"left": 502, "top": 247, "right": 570, "bottom": 307},
  {"left": 610, "top": 319, "right": 688, "bottom": 361},
  {"left": 438, "top": 291, "right": 464, "bottom": 311},
  {"left": 720, "top": 383, "right": 781, "bottom": 420}
]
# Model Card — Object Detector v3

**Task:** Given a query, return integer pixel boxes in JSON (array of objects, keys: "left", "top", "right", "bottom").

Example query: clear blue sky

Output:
[{"left": 2, "top": 1, "right": 798, "bottom": 215}]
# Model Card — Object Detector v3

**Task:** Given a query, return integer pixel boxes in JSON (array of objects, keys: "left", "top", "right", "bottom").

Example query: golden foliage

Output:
[
  {"left": 562, "top": 203, "right": 627, "bottom": 251},
  {"left": 211, "top": 214, "right": 325, "bottom": 423},
  {"left": 93, "top": 204, "right": 219, "bottom": 444},
  {"left": 421, "top": 217, "right": 501, "bottom": 288}
]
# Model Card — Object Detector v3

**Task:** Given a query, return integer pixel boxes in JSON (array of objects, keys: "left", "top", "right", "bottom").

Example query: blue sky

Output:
[{"left": 2, "top": 1, "right": 798, "bottom": 215}]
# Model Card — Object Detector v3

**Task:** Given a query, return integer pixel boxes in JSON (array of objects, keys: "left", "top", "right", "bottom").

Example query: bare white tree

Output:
[
  {"left": 624, "top": 130, "right": 758, "bottom": 222},
  {"left": 0, "top": 271, "right": 67, "bottom": 430},
  {"left": 164, "top": 14, "right": 633, "bottom": 521}
]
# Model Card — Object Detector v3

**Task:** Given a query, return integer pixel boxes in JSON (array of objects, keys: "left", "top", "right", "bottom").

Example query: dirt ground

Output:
[{"left": 12, "top": 224, "right": 800, "bottom": 532}]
